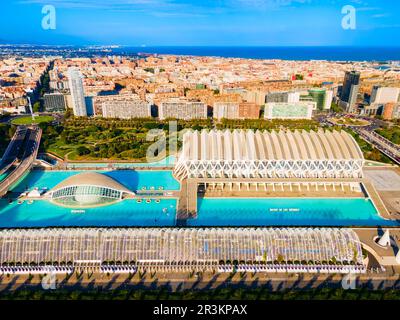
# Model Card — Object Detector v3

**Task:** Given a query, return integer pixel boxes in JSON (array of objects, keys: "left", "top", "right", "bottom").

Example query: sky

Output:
[{"left": 1, "top": 0, "right": 400, "bottom": 46}]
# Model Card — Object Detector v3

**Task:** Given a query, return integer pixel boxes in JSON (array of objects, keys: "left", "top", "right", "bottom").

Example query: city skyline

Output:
[{"left": 2, "top": 0, "right": 400, "bottom": 47}]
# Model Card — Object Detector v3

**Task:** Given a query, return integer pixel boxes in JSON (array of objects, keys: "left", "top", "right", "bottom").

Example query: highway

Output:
[
  {"left": 0, "top": 126, "right": 42, "bottom": 197},
  {"left": 353, "top": 128, "right": 400, "bottom": 164},
  {"left": 0, "top": 127, "right": 28, "bottom": 175},
  {"left": 325, "top": 113, "right": 400, "bottom": 165}
]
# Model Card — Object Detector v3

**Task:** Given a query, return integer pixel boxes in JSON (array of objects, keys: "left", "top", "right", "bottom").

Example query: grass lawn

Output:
[
  {"left": 330, "top": 117, "right": 370, "bottom": 127},
  {"left": 11, "top": 115, "right": 54, "bottom": 125}
]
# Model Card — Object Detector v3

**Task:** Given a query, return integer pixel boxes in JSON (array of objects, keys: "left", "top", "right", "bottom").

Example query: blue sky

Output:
[{"left": 2, "top": 0, "right": 400, "bottom": 46}]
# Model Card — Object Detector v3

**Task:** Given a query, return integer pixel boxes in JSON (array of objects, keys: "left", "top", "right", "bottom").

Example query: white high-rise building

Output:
[{"left": 68, "top": 67, "right": 87, "bottom": 116}]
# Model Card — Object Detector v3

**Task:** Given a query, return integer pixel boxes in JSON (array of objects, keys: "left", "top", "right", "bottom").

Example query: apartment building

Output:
[
  {"left": 43, "top": 93, "right": 66, "bottom": 112},
  {"left": 159, "top": 98, "right": 207, "bottom": 120},
  {"left": 93, "top": 94, "right": 150, "bottom": 119}
]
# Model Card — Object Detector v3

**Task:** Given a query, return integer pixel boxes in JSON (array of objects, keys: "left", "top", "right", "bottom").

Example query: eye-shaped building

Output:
[{"left": 48, "top": 172, "right": 134, "bottom": 207}]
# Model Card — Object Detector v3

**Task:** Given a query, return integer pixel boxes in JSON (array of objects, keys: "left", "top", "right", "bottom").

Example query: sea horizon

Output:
[{"left": 2, "top": 44, "right": 400, "bottom": 61}]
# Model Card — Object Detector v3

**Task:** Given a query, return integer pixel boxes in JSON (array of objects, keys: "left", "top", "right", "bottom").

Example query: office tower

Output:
[
  {"left": 68, "top": 67, "right": 87, "bottom": 116},
  {"left": 339, "top": 71, "right": 360, "bottom": 113}
]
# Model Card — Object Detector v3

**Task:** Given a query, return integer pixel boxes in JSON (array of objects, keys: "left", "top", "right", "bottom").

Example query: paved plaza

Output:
[{"left": 365, "top": 169, "right": 400, "bottom": 191}]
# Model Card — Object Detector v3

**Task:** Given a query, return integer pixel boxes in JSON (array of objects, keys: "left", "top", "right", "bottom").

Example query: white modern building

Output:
[
  {"left": 67, "top": 67, "right": 87, "bottom": 116},
  {"left": 174, "top": 129, "right": 364, "bottom": 180},
  {"left": 48, "top": 172, "right": 134, "bottom": 207}
]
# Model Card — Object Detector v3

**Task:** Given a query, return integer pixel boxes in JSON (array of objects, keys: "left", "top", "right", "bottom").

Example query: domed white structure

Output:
[{"left": 49, "top": 172, "right": 134, "bottom": 207}]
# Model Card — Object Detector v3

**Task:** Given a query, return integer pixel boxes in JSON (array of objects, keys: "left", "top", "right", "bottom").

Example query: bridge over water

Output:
[{"left": 0, "top": 126, "right": 42, "bottom": 197}]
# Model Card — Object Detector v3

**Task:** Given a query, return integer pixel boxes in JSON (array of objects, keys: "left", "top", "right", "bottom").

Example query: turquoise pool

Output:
[
  {"left": 0, "top": 199, "right": 177, "bottom": 228},
  {"left": 1, "top": 167, "right": 398, "bottom": 228},
  {"left": 191, "top": 198, "right": 398, "bottom": 227},
  {"left": 10, "top": 169, "right": 180, "bottom": 193},
  {"left": 0, "top": 169, "right": 180, "bottom": 228}
]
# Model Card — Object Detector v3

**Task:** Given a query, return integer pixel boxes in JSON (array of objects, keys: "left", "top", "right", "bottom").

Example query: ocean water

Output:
[{"left": 116, "top": 46, "right": 400, "bottom": 61}]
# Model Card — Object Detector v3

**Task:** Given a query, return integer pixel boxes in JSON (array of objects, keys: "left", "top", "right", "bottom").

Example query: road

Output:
[
  {"left": 354, "top": 128, "right": 400, "bottom": 164},
  {"left": 324, "top": 113, "right": 400, "bottom": 165},
  {"left": 0, "top": 127, "right": 27, "bottom": 174},
  {"left": 0, "top": 126, "right": 42, "bottom": 197},
  {"left": 1, "top": 270, "right": 399, "bottom": 292}
]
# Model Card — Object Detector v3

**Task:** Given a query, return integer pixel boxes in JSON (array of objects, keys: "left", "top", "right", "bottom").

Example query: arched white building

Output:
[{"left": 174, "top": 129, "right": 364, "bottom": 180}]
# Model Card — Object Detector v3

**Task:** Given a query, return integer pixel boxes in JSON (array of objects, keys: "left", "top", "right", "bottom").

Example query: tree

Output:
[
  {"left": 33, "top": 102, "right": 41, "bottom": 113},
  {"left": 76, "top": 146, "right": 90, "bottom": 156},
  {"left": 295, "top": 74, "right": 304, "bottom": 80}
]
